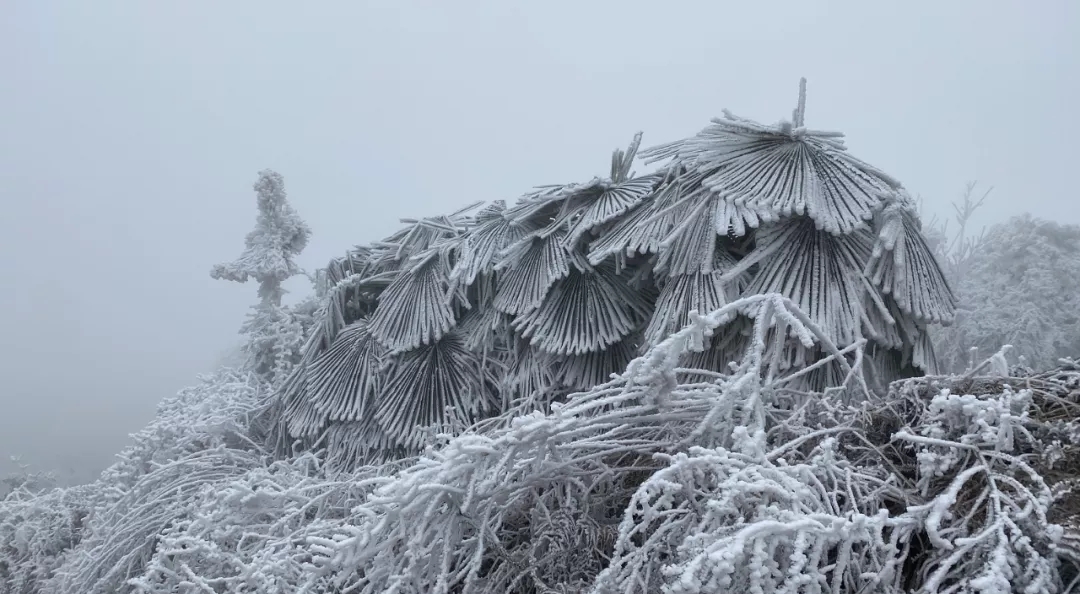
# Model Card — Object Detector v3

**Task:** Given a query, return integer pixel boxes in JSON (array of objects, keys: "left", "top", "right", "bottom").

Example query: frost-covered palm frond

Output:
[
  {"left": 365, "top": 201, "right": 479, "bottom": 271},
  {"left": 493, "top": 228, "right": 572, "bottom": 315},
  {"left": 555, "top": 334, "right": 641, "bottom": 392},
  {"left": 650, "top": 172, "right": 769, "bottom": 276},
  {"left": 641, "top": 80, "right": 900, "bottom": 236},
  {"left": 498, "top": 342, "right": 562, "bottom": 411},
  {"left": 283, "top": 320, "right": 385, "bottom": 440},
  {"left": 652, "top": 193, "right": 722, "bottom": 277},
  {"left": 863, "top": 290, "right": 904, "bottom": 350},
  {"left": 587, "top": 177, "right": 686, "bottom": 264},
  {"left": 449, "top": 200, "right": 534, "bottom": 288},
  {"left": 539, "top": 133, "right": 663, "bottom": 245},
  {"left": 374, "top": 330, "right": 498, "bottom": 451},
  {"left": 457, "top": 296, "right": 514, "bottom": 352},
  {"left": 911, "top": 324, "right": 940, "bottom": 375},
  {"left": 512, "top": 261, "right": 655, "bottom": 356},
  {"left": 565, "top": 174, "right": 660, "bottom": 244},
  {"left": 322, "top": 420, "right": 404, "bottom": 469},
  {"left": 368, "top": 252, "right": 458, "bottom": 351},
  {"left": 646, "top": 250, "right": 744, "bottom": 346},
  {"left": 733, "top": 216, "right": 875, "bottom": 347},
  {"left": 866, "top": 195, "right": 957, "bottom": 325}
]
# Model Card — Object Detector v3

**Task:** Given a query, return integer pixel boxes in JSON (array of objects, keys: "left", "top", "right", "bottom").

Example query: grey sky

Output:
[{"left": 1, "top": 0, "right": 1077, "bottom": 482}]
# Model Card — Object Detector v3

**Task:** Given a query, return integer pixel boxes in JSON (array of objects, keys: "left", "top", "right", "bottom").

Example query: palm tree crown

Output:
[{"left": 275, "top": 80, "right": 956, "bottom": 468}]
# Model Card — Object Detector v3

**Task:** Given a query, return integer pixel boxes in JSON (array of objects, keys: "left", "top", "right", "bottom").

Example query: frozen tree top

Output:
[{"left": 211, "top": 170, "right": 311, "bottom": 288}]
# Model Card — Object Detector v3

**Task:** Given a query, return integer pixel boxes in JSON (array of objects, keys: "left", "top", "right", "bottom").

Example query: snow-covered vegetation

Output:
[{"left": 3, "top": 81, "right": 1080, "bottom": 594}]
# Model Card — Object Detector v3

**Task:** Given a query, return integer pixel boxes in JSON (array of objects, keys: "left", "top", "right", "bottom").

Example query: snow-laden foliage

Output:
[
  {"left": 88, "top": 295, "right": 1049, "bottom": 594},
  {"left": 6, "top": 302, "right": 1080, "bottom": 593},
  {"left": 212, "top": 170, "right": 314, "bottom": 385},
  {"left": 126, "top": 454, "right": 410, "bottom": 594},
  {"left": 16, "top": 83, "right": 1080, "bottom": 594},
  {"left": 0, "top": 484, "right": 96, "bottom": 594},
  {"left": 7, "top": 370, "right": 269, "bottom": 594},
  {"left": 46, "top": 448, "right": 261, "bottom": 594},
  {"left": 933, "top": 212, "right": 1080, "bottom": 372},
  {"left": 274, "top": 80, "right": 957, "bottom": 467},
  {"left": 94, "top": 369, "right": 265, "bottom": 498}
]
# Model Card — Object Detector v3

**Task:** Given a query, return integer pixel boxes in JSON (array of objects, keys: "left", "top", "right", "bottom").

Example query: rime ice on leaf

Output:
[
  {"left": 866, "top": 193, "right": 957, "bottom": 325},
  {"left": 641, "top": 79, "right": 901, "bottom": 236},
  {"left": 283, "top": 319, "right": 385, "bottom": 440},
  {"left": 374, "top": 329, "right": 498, "bottom": 451},
  {"left": 734, "top": 216, "right": 875, "bottom": 347}
]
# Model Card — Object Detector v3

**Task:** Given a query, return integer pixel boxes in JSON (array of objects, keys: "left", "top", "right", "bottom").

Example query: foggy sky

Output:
[{"left": 1, "top": 0, "right": 1077, "bottom": 483}]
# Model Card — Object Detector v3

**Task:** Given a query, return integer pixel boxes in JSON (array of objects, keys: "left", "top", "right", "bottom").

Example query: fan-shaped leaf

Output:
[
  {"left": 457, "top": 298, "right": 513, "bottom": 352},
  {"left": 281, "top": 320, "right": 386, "bottom": 439},
  {"left": 641, "top": 107, "right": 899, "bottom": 235},
  {"left": 512, "top": 262, "right": 654, "bottom": 355},
  {"left": 565, "top": 175, "right": 659, "bottom": 244},
  {"left": 493, "top": 229, "right": 572, "bottom": 315},
  {"left": 861, "top": 289, "right": 904, "bottom": 350},
  {"left": 500, "top": 343, "right": 561, "bottom": 409},
  {"left": 369, "top": 254, "right": 457, "bottom": 351},
  {"left": 323, "top": 420, "right": 405, "bottom": 469},
  {"left": 450, "top": 201, "right": 533, "bottom": 287},
  {"left": 737, "top": 217, "right": 874, "bottom": 347},
  {"left": 587, "top": 180, "right": 685, "bottom": 264},
  {"left": 374, "top": 331, "right": 497, "bottom": 450},
  {"left": 555, "top": 335, "right": 640, "bottom": 391},
  {"left": 306, "top": 320, "right": 385, "bottom": 424},
  {"left": 865, "top": 199, "right": 957, "bottom": 324},
  {"left": 646, "top": 256, "right": 739, "bottom": 347}
]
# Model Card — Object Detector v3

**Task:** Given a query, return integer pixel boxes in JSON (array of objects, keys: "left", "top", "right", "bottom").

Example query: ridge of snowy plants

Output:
[
  {"left": 6, "top": 81, "right": 1080, "bottom": 594},
  {"left": 5, "top": 298, "right": 1080, "bottom": 593}
]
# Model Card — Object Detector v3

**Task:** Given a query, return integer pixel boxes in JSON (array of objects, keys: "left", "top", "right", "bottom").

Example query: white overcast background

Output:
[{"left": 1, "top": 1, "right": 1077, "bottom": 482}]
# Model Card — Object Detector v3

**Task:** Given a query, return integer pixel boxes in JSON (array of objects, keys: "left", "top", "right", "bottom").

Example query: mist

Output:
[{"left": 1, "top": 0, "right": 1076, "bottom": 483}]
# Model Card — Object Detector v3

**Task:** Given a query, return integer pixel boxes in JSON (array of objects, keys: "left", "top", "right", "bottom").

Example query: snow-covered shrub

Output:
[
  {"left": 46, "top": 448, "right": 261, "bottom": 594},
  {"left": 0, "top": 484, "right": 97, "bottom": 594},
  {"left": 128, "top": 453, "right": 390, "bottom": 594},
  {"left": 0, "top": 369, "right": 264, "bottom": 594},
  {"left": 96, "top": 369, "right": 264, "bottom": 499},
  {"left": 16, "top": 369, "right": 266, "bottom": 594},
  {"left": 299, "top": 295, "right": 867, "bottom": 592}
]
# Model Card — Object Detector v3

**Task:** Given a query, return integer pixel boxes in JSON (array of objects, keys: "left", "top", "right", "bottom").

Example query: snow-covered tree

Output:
[
  {"left": 272, "top": 80, "right": 957, "bottom": 468},
  {"left": 212, "top": 170, "right": 312, "bottom": 384},
  {"left": 933, "top": 210, "right": 1080, "bottom": 371}
]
